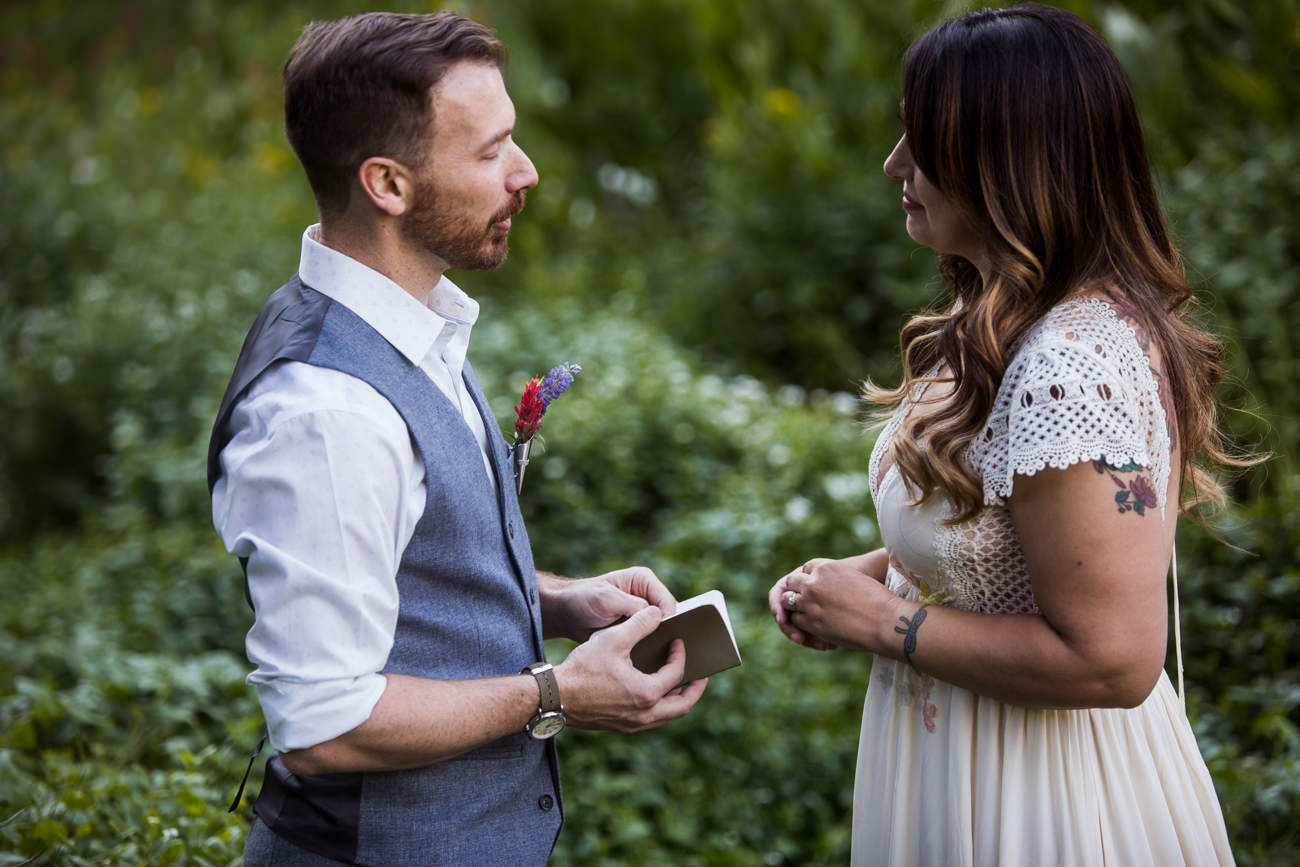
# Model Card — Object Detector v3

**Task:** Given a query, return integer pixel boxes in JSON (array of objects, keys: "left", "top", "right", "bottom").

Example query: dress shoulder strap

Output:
[{"left": 1172, "top": 542, "right": 1185, "bottom": 707}]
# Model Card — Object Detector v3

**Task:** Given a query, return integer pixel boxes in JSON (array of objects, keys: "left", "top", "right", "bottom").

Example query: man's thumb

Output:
[{"left": 616, "top": 604, "right": 663, "bottom": 644}]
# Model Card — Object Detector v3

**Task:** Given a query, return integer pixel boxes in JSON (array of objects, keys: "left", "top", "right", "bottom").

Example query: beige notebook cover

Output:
[{"left": 630, "top": 589, "right": 742, "bottom": 683}]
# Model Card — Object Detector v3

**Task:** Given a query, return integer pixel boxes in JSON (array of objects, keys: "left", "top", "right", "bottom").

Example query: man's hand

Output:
[
  {"left": 539, "top": 566, "right": 678, "bottom": 642},
  {"left": 555, "top": 605, "right": 707, "bottom": 732}
]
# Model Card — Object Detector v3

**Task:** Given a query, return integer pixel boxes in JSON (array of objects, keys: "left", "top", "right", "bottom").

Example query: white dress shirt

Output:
[{"left": 212, "top": 225, "right": 496, "bottom": 751}]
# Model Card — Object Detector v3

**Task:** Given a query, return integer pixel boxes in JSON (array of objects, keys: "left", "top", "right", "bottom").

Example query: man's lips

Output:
[{"left": 492, "top": 201, "right": 524, "bottom": 231}]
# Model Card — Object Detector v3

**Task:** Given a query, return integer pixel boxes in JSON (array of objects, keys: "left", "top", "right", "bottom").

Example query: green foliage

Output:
[
  {"left": 1176, "top": 482, "right": 1300, "bottom": 862},
  {"left": 2, "top": 0, "right": 1297, "bottom": 864},
  {"left": 472, "top": 304, "right": 878, "bottom": 864},
  {"left": 1164, "top": 131, "right": 1300, "bottom": 474},
  {"left": 0, "top": 521, "right": 257, "bottom": 865}
]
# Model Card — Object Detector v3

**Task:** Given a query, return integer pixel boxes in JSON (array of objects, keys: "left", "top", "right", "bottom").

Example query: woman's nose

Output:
[{"left": 883, "top": 136, "right": 911, "bottom": 179}]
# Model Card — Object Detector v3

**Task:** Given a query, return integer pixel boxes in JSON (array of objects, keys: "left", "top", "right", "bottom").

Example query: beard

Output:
[{"left": 402, "top": 172, "right": 524, "bottom": 272}]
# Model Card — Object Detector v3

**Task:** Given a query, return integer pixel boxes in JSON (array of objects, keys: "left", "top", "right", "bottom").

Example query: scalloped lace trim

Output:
[
  {"left": 868, "top": 297, "right": 1172, "bottom": 615},
  {"left": 969, "top": 297, "right": 1170, "bottom": 516}
]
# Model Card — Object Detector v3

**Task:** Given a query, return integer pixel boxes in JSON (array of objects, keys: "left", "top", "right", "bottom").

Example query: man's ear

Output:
[{"left": 356, "top": 157, "right": 414, "bottom": 217}]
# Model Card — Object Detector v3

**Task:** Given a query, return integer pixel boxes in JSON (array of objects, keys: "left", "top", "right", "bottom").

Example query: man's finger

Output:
[
  {"left": 630, "top": 567, "right": 677, "bottom": 615},
  {"left": 604, "top": 589, "right": 649, "bottom": 622},
  {"left": 601, "top": 604, "right": 663, "bottom": 649},
  {"left": 647, "top": 676, "right": 708, "bottom": 722},
  {"left": 644, "top": 636, "right": 689, "bottom": 694}
]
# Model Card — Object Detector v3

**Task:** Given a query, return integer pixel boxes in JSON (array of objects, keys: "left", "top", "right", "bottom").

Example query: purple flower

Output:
[
  {"left": 537, "top": 363, "right": 582, "bottom": 408},
  {"left": 512, "top": 362, "right": 581, "bottom": 445}
]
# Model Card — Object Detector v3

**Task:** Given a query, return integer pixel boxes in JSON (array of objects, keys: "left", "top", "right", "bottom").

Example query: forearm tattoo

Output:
[{"left": 894, "top": 604, "right": 930, "bottom": 670}]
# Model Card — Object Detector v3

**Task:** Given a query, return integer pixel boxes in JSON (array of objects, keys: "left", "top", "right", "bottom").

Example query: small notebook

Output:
[{"left": 630, "top": 589, "right": 742, "bottom": 684}]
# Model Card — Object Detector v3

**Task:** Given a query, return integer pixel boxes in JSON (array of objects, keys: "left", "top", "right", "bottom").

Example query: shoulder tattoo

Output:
[{"left": 1092, "top": 460, "right": 1159, "bottom": 517}]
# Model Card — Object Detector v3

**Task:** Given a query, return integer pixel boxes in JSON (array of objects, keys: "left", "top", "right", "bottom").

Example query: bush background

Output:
[{"left": 2, "top": 0, "right": 1297, "bottom": 864}]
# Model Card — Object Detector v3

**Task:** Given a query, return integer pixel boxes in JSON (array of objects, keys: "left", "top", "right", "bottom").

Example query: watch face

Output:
[{"left": 529, "top": 712, "right": 565, "bottom": 739}]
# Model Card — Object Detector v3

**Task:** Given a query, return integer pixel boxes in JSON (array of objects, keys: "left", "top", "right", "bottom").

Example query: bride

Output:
[{"left": 769, "top": 5, "right": 1241, "bottom": 865}]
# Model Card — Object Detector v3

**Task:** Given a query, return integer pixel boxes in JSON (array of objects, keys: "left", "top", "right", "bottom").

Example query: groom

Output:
[{"left": 207, "top": 11, "right": 706, "bottom": 865}]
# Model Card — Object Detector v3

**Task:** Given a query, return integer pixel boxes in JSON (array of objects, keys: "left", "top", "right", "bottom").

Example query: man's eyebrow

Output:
[{"left": 476, "top": 127, "right": 514, "bottom": 150}]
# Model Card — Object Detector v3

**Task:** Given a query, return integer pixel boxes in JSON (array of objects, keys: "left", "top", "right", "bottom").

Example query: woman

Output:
[{"left": 768, "top": 5, "right": 1240, "bottom": 865}]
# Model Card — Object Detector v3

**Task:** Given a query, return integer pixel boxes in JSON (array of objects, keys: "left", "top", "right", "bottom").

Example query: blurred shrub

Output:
[
  {"left": 0, "top": 0, "right": 313, "bottom": 540},
  {"left": 1163, "top": 131, "right": 1300, "bottom": 479},
  {"left": 0, "top": 305, "right": 880, "bottom": 864},
  {"left": 1, "top": 0, "right": 1297, "bottom": 864},
  {"left": 1173, "top": 474, "right": 1300, "bottom": 863},
  {"left": 0, "top": 518, "right": 257, "bottom": 866},
  {"left": 476, "top": 304, "right": 877, "bottom": 864},
  {"left": 491, "top": 0, "right": 946, "bottom": 391}
]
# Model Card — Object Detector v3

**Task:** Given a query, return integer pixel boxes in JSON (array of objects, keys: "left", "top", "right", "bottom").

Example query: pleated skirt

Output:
[{"left": 851, "top": 663, "right": 1234, "bottom": 866}]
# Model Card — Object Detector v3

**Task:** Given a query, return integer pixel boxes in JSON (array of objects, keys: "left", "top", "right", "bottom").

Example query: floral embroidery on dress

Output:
[
  {"left": 888, "top": 555, "right": 955, "bottom": 606},
  {"left": 875, "top": 664, "right": 940, "bottom": 734}
]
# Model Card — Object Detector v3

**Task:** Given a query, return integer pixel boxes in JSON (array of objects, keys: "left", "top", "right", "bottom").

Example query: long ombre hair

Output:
[{"left": 868, "top": 3, "right": 1236, "bottom": 522}]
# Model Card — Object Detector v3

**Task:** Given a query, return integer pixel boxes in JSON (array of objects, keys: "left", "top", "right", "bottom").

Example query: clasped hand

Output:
[{"left": 768, "top": 553, "right": 894, "bottom": 652}]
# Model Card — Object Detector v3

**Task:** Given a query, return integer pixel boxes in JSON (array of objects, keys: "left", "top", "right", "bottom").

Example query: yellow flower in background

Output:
[
  {"left": 184, "top": 151, "right": 216, "bottom": 185},
  {"left": 254, "top": 141, "right": 292, "bottom": 176},
  {"left": 762, "top": 87, "right": 800, "bottom": 118},
  {"left": 138, "top": 88, "right": 161, "bottom": 117}
]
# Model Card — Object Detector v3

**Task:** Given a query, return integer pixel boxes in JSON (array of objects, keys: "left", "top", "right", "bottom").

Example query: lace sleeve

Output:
[{"left": 971, "top": 298, "right": 1171, "bottom": 512}]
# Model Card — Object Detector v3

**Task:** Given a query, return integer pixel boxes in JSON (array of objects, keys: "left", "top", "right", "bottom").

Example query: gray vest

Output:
[{"left": 208, "top": 276, "right": 562, "bottom": 865}]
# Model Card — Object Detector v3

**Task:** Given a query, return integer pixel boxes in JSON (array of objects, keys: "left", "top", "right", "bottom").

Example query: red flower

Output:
[
  {"left": 513, "top": 378, "right": 545, "bottom": 442},
  {"left": 1129, "top": 475, "right": 1159, "bottom": 512}
]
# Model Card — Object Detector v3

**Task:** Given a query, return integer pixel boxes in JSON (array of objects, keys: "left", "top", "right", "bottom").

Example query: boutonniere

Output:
[{"left": 512, "top": 362, "right": 581, "bottom": 494}]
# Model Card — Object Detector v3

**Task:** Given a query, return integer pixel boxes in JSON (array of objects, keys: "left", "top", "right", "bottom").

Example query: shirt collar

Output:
[{"left": 297, "top": 225, "right": 479, "bottom": 367}]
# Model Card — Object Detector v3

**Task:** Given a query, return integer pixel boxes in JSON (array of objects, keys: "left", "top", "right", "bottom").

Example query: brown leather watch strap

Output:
[{"left": 522, "top": 661, "right": 561, "bottom": 713}]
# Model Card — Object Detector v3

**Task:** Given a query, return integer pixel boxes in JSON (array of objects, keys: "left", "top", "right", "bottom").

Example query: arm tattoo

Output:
[
  {"left": 1092, "top": 460, "right": 1159, "bottom": 517},
  {"left": 893, "top": 604, "right": 930, "bottom": 670}
]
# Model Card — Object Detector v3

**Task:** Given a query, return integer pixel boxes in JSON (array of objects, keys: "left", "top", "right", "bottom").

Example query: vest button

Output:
[
  {"left": 508, "top": 522, "right": 515, "bottom": 540},
  {"left": 529, "top": 588, "right": 537, "bottom": 606},
  {"left": 538, "top": 794, "right": 554, "bottom": 812}
]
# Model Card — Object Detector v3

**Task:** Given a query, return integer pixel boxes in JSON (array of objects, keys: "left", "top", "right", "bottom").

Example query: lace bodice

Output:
[{"left": 869, "top": 297, "right": 1171, "bottom": 614}]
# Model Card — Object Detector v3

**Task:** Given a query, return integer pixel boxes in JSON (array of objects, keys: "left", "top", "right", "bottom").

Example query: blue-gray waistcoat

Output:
[{"left": 207, "top": 276, "right": 563, "bottom": 865}]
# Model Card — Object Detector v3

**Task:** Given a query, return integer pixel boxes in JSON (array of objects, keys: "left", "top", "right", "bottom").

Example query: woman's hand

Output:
[
  {"left": 769, "top": 549, "right": 892, "bottom": 652},
  {"left": 769, "top": 558, "right": 836, "bottom": 650}
]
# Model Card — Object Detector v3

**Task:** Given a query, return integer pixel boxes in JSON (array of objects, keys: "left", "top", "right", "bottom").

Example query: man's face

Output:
[{"left": 403, "top": 61, "right": 538, "bottom": 271}]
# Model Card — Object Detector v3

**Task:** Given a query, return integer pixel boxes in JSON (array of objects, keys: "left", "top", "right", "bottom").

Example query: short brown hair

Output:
[{"left": 283, "top": 11, "right": 504, "bottom": 218}]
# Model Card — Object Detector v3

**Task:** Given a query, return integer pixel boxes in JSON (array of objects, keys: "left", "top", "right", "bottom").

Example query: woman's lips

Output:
[{"left": 902, "top": 192, "right": 924, "bottom": 212}]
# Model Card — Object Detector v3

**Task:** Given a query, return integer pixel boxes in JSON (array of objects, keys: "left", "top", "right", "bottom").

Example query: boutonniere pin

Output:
[{"left": 512, "top": 362, "right": 581, "bottom": 494}]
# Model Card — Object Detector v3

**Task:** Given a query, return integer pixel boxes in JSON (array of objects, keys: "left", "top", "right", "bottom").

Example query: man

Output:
[{"left": 207, "top": 11, "right": 707, "bottom": 865}]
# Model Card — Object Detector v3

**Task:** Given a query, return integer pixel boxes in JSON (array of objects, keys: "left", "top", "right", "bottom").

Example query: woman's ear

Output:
[{"left": 356, "top": 157, "right": 414, "bottom": 217}]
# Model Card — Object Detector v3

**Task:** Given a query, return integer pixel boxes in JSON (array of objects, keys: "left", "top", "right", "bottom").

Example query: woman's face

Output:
[{"left": 884, "top": 135, "right": 985, "bottom": 268}]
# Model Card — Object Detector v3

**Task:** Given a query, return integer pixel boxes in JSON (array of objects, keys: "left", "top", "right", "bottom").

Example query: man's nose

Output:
[{"left": 508, "top": 145, "right": 539, "bottom": 193}]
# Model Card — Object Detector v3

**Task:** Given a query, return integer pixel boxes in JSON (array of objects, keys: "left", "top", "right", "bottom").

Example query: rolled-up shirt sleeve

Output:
[{"left": 213, "top": 361, "right": 425, "bottom": 751}]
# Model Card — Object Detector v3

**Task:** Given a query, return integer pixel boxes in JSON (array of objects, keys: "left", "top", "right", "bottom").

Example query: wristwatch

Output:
[{"left": 521, "top": 661, "right": 566, "bottom": 739}]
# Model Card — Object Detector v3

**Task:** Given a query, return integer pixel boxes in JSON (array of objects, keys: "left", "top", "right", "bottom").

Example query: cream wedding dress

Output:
[{"left": 852, "top": 298, "right": 1234, "bottom": 866}]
